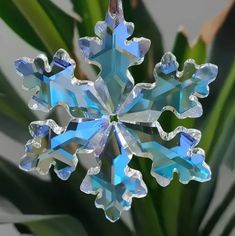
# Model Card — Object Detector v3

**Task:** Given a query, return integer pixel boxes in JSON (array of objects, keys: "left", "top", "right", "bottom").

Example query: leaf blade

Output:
[
  {"left": 200, "top": 182, "right": 235, "bottom": 235},
  {"left": 0, "top": 69, "right": 36, "bottom": 142},
  {"left": 26, "top": 216, "right": 88, "bottom": 236},
  {"left": 12, "top": 0, "right": 68, "bottom": 54},
  {"left": 200, "top": 61, "right": 235, "bottom": 157},
  {"left": 0, "top": 1, "right": 48, "bottom": 53},
  {"left": 0, "top": 157, "right": 67, "bottom": 215},
  {"left": 50, "top": 167, "right": 133, "bottom": 236},
  {"left": 188, "top": 103, "right": 235, "bottom": 235}
]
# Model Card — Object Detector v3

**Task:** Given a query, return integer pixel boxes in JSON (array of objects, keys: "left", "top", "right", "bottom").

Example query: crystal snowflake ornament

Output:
[{"left": 15, "top": 0, "right": 218, "bottom": 222}]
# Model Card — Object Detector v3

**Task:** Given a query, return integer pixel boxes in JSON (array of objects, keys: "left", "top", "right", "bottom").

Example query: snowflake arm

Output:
[
  {"left": 15, "top": 49, "right": 109, "bottom": 116},
  {"left": 118, "top": 52, "right": 218, "bottom": 124},
  {"left": 120, "top": 123, "right": 211, "bottom": 186},
  {"left": 144, "top": 130, "right": 211, "bottom": 186},
  {"left": 20, "top": 118, "right": 111, "bottom": 180},
  {"left": 79, "top": 0, "right": 151, "bottom": 112},
  {"left": 154, "top": 52, "right": 218, "bottom": 118},
  {"left": 80, "top": 125, "right": 147, "bottom": 222},
  {"left": 20, "top": 119, "right": 77, "bottom": 180},
  {"left": 15, "top": 49, "right": 76, "bottom": 112}
]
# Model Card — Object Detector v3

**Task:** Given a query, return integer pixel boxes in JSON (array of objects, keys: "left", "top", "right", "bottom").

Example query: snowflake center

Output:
[{"left": 109, "top": 114, "right": 119, "bottom": 123}]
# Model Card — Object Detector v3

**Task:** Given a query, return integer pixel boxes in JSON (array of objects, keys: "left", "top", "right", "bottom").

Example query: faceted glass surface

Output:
[
  {"left": 122, "top": 123, "right": 211, "bottom": 186},
  {"left": 15, "top": 0, "right": 217, "bottom": 222},
  {"left": 79, "top": 0, "right": 150, "bottom": 112},
  {"left": 80, "top": 125, "right": 147, "bottom": 222},
  {"left": 15, "top": 49, "right": 108, "bottom": 116},
  {"left": 118, "top": 52, "right": 218, "bottom": 120},
  {"left": 20, "top": 120, "right": 78, "bottom": 180}
]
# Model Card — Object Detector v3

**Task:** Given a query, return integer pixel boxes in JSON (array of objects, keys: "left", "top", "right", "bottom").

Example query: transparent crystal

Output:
[
  {"left": 79, "top": 0, "right": 151, "bottom": 112},
  {"left": 118, "top": 52, "right": 218, "bottom": 120},
  {"left": 20, "top": 118, "right": 110, "bottom": 180},
  {"left": 120, "top": 123, "right": 211, "bottom": 186},
  {"left": 15, "top": 49, "right": 109, "bottom": 116},
  {"left": 80, "top": 125, "right": 147, "bottom": 222},
  {"left": 15, "top": 0, "right": 217, "bottom": 223},
  {"left": 154, "top": 53, "right": 218, "bottom": 118},
  {"left": 20, "top": 120, "right": 77, "bottom": 180}
]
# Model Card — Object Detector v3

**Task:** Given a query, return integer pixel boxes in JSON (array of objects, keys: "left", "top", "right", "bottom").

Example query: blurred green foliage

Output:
[{"left": 0, "top": 0, "right": 234, "bottom": 235}]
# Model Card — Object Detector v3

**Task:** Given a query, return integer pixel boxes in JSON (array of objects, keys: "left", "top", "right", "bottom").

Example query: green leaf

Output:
[
  {"left": 0, "top": 157, "right": 66, "bottom": 215},
  {"left": 176, "top": 62, "right": 235, "bottom": 235},
  {"left": 11, "top": 0, "right": 69, "bottom": 54},
  {"left": 188, "top": 103, "right": 235, "bottom": 235},
  {"left": 37, "top": 0, "right": 76, "bottom": 51},
  {"left": 184, "top": 37, "right": 207, "bottom": 65},
  {"left": 97, "top": 0, "right": 109, "bottom": 16},
  {"left": 177, "top": 182, "right": 201, "bottom": 236},
  {"left": 200, "top": 181, "right": 235, "bottom": 235},
  {"left": 0, "top": 114, "right": 29, "bottom": 143},
  {"left": 0, "top": 214, "right": 59, "bottom": 224},
  {"left": 224, "top": 133, "right": 235, "bottom": 170},
  {"left": 200, "top": 61, "right": 235, "bottom": 157},
  {"left": 0, "top": 69, "right": 36, "bottom": 125},
  {"left": 71, "top": 0, "right": 104, "bottom": 37},
  {"left": 221, "top": 214, "right": 235, "bottom": 236},
  {"left": 129, "top": 156, "right": 165, "bottom": 236},
  {"left": 1, "top": 0, "right": 84, "bottom": 77},
  {"left": 0, "top": 69, "right": 36, "bottom": 142},
  {"left": 3, "top": 0, "right": 78, "bottom": 55},
  {"left": 179, "top": 52, "right": 235, "bottom": 236},
  {"left": 199, "top": 2, "right": 235, "bottom": 112},
  {"left": 50, "top": 166, "right": 133, "bottom": 236},
  {"left": 173, "top": 31, "right": 206, "bottom": 67},
  {"left": 0, "top": 157, "right": 121, "bottom": 236},
  {"left": 173, "top": 30, "right": 190, "bottom": 68},
  {"left": 158, "top": 180, "right": 183, "bottom": 236},
  {"left": 123, "top": 0, "right": 164, "bottom": 83},
  {"left": 209, "top": 2, "right": 235, "bottom": 95},
  {"left": 0, "top": 1, "right": 48, "bottom": 53},
  {"left": 25, "top": 216, "right": 88, "bottom": 236},
  {"left": 131, "top": 193, "right": 164, "bottom": 236}
]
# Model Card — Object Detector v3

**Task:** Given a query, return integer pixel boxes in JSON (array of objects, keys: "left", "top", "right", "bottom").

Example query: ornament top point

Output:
[{"left": 109, "top": 0, "right": 123, "bottom": 16}]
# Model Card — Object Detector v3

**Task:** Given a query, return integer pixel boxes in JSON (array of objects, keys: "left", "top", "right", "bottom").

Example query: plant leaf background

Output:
[{"left": 0, "top": 0, "right": 234, "bottom": 235}]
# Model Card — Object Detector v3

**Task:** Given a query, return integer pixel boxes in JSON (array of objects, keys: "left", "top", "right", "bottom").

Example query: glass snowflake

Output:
[{"left": 15, "top": 0, "right": 218, "bottom": 222}]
